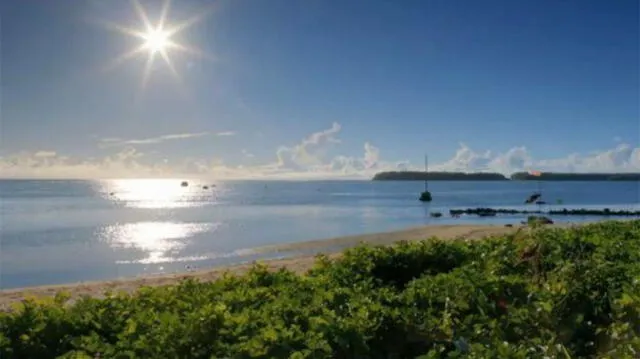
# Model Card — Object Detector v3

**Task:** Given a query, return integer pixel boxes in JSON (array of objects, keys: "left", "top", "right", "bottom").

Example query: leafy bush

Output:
[{"left": 1, "top": 220, "right": 639, "bottom": 358}]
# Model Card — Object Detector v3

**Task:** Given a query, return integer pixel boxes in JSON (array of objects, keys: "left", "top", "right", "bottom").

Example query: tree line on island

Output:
[{"left": 372, "top": 171, "right": 640, "bottom": 181}]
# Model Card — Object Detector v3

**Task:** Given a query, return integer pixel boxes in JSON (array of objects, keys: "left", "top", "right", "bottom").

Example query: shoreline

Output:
[{"left": 0, "top": 222, "right": 572, "bottom": 310}]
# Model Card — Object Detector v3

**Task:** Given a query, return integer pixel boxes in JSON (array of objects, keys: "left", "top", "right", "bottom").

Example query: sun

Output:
[
  {"left": 100, "top": 0, "right": 215, "bottom": 89},
  {"left": 143, "top": 28, "right": 170, "bottom": 54}
]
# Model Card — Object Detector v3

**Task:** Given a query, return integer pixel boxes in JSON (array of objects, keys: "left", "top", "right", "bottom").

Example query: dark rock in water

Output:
[
  {"left": 450, "top": 208, "right": 503, "bottom": 216},
  {"left": 430, "top": 212, "right": 442, "bottom": 218},
  {"left": 449, "top": 207, "right": 640, "bottom": 217},
  {"left": 477, "top": 211, "right": 497, "bottom": 217},
  {"left": 451, "top": 208, "right": 498, "bottom": 217},
  {"left": 419, "top": 191, "right": 432, "bottom": 202},
  {"left": 527, "top": 216, "right": 554, "bottom": 225},
  {"left": 181, "top": 181, "right": 189, "bottom": 187}
]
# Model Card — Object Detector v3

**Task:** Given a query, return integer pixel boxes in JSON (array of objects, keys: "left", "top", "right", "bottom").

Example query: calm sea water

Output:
[{"left": 1, "top": 179, "right": 638, "bottom": 289}]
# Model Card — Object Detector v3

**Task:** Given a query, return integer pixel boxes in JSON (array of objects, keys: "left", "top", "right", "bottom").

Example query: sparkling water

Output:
[{"left": 1, "top": 179, "right": 638, "bottom": 289}]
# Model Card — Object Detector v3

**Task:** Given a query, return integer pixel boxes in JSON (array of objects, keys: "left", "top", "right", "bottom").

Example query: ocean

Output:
[{"left": 1, "top": 179, "right": 638, "bottom": 289}]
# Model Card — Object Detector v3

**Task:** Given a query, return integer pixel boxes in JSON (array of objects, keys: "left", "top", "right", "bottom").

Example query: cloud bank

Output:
[
  {"left": 1, "top": 123, "right": 639, "bottom": 179},
  {"left": 431, "top": 142, "right": 640, "bottom": 174}
]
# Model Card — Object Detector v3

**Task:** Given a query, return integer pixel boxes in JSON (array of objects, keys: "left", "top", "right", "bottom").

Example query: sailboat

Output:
[{"left": 419, "top": 154, "right": 433, "bottom": 202}]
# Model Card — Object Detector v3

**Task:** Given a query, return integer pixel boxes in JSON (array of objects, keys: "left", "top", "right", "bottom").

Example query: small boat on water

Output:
[
  {"left": 525, "top": 192, "right": 541, "bottom": 204},
  {"left": 418, "top": 154, "right": 433, "bottom": 202},
  {"left": 525, "top": 170, "right": 544, "bottom": 204}
]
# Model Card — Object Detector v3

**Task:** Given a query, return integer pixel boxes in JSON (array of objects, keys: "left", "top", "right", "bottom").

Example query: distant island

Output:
[
  {"left": 372, "top": 171, "right": 640, "bottom": 181},
  {"left": 510, "top": 172, "right": 640, "bottom": 181},
  {"left": 372, "top": 171, "right": 508, "bottom": 181}
]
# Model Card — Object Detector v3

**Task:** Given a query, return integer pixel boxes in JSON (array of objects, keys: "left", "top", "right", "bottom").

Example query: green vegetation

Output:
[
  {"left": 526, "top": 215, "right": 554, "bottom": 225},
  {"left": 510, "top": 172, "right": 640, "bottom": 181},
  {"left": 372, "top": 171, "right": 508, "bottom": 181},
  {"left": 2, "top": 221, "right": 639, "bottom": 358}
]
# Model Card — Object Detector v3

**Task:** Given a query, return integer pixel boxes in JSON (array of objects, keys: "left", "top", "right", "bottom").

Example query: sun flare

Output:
[
  {"left": 143, "top": 28, "right": 170, "bottom": 53},
  {"left": 100, "top": 0, "right": 214, "bottom": 90}
]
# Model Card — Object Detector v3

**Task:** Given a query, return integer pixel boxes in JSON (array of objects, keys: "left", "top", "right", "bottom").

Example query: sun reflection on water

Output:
[
  {"left": 97, "top": 221, "right": 216, "bottom": 264},
  {"left": 100, "top": 179, "right": 219, "bottom": 208}
]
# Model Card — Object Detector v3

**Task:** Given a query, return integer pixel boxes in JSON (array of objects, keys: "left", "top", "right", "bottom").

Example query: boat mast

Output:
[
  {"left": 424, "top": 154, "right": 429, "bottom": 191},
  {"left": 537, "top": 177, "right": 542, "bottom": 194},
  {"left": 418, "top": 153, "right": 433, "bottom": 202}
]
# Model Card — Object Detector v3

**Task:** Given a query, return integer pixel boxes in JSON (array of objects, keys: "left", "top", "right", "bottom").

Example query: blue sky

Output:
[{"left": 1, "top": 0, "right": 638, "bottom": 178}]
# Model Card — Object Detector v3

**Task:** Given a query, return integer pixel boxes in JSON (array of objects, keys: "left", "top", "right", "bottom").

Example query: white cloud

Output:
[
  {"left": 433, "top": 143, "right": 640, "bottom": 174},
  {"left": 1, "top": 124, "right": 639, "bottom": 179},
  {"left": 216, "top": 131, "right": 236, "bottom": 136},
  {"left": 99, "top": 132, "right": 209, "bottom": 147},
  {"left": 431, "top": 143, "right": 494, "bottom": 172},
  {"left": 276, "top": 122, "right": 342, "bottom": 169},
  {"left": 0, "top": 147, "right": 164, "bottom": 179},
  {"left": 363, "top": 142, "right": 380, "bottom": 169},
  {"left": 33, "top": 151, "right": 57, "bottom": 158},
  {"left": 241, "top": 149, "right": 255, "bottom": 158}
]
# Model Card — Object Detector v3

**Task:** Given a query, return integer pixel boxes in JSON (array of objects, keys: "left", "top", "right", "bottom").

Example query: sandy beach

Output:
[{"left": 0, "top": 223, "right": 564, "bottom": 310}]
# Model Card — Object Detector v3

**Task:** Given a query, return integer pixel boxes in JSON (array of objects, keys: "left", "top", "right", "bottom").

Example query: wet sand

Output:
[{"left": 0, "top": 223, "right": 565, "bottom": 310}]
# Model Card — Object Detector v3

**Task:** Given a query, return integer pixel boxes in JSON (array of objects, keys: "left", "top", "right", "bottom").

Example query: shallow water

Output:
[{"left": 1, "top": 179, "right": 638, "bottom": 289}]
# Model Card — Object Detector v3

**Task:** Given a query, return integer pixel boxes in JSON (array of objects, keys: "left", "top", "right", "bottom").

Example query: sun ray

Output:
[
  {"left": 166, "top": 42, "right": 214, "bottom": 61},
  {"left": 160, "top": 50, "right": 181, "bottom": 81},
  {"left": 165, "top": 9, "right": 212, "bottom": 38},
  {"left": 131, "top": 0, "right": 154, "bottom": 33},
  {"left": 158, "top": 48, "right": 193, "bottom": 102},
  {"left": 140, "top": 51, "right": 156, "bottom": 90},
  {"left": 98, "top": 20, "right": 147, "bottom": 39},
  {"left": 101, "top": 44, "right": 148, "bottom": 73},
  {"left": 158, "top": 0, "right": 172, "bottom": 31}
]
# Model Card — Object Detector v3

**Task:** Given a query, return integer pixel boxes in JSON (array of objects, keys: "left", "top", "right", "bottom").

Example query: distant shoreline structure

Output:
[{"left": 372, "top": 171, "right": 640, "bottom": 181}]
